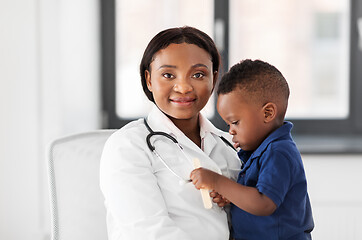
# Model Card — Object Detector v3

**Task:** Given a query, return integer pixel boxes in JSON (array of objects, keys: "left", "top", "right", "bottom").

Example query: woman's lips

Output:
[{"left": 170, "top": 97, "right": 196, "bottom": 106}]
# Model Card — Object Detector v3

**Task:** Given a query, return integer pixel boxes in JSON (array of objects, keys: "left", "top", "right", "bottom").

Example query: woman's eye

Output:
[
  {"left": 193, "top": 72, "right": 204, "bottom": 79},
  {"left": 163, "top": 73, "right": 174, "bottom": 79}
]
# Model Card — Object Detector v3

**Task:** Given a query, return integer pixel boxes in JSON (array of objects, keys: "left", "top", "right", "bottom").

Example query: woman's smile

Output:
[{"left": 170, "top": 96, "right": 196, "bottom": 106}]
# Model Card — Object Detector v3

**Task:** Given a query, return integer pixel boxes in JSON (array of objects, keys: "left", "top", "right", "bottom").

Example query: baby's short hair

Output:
[{"left": 217, "top": 59, "right": 290, "bottom": 118}]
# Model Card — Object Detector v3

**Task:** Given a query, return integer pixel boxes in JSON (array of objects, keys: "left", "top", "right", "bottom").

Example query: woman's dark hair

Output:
[{"left": 140, "top": 26, "right": 221, "bottom": 102}]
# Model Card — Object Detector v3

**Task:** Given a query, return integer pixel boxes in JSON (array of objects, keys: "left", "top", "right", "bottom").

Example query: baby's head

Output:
[{"left": 216, "top": 59, "right": 289, "bottom": 151}]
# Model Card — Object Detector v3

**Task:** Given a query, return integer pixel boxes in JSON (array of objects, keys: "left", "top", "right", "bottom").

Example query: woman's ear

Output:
[
  {"left": 212, "top": 71, "right": 219, "bottom": 91},
  {"left": 263, "top": 102, "right": 277, "bottom": 123},
  {"left": 145, "top": 70, "right": 152, "bottom": 92}
]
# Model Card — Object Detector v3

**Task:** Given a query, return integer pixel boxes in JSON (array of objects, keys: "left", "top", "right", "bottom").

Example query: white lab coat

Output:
[{"left": 100, "top": 106, "right": 241, "bottom": 240}]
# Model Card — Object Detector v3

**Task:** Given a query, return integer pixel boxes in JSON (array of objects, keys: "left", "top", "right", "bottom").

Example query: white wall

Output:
[
  {"left": 0, "top": 0, "right": 100, "bottom": 239},
  {"left": 303, "top": 154, "right": 362, "bottom": 240}
]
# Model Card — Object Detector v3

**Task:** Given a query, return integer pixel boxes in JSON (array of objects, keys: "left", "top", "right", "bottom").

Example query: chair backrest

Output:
[{"left": 48, "top": 130, "right": 115, "bottom": 240}]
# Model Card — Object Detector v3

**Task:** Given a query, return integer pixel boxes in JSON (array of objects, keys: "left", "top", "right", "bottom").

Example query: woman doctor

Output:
[{"left": 100, "top": 26, "right": 241, "bottom": 240}]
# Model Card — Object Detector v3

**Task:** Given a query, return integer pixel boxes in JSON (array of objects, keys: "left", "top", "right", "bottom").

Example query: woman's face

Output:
[{"left": 146, "top": 43, "right": 216, "bottom": 121}]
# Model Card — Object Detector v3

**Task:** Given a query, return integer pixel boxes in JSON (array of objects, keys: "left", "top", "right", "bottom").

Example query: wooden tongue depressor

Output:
[{"left": 193, "top": 158, "right": 213, "bottom": 209}]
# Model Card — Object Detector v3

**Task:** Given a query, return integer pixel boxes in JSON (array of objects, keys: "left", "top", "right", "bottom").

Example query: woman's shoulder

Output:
[{"left": 106, "top": 118, "right": 148, "bottom": 145}]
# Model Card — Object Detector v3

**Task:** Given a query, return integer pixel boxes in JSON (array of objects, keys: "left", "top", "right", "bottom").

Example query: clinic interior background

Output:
[{"left": 1, "top": 0, "right": 362, "bottom": 239}]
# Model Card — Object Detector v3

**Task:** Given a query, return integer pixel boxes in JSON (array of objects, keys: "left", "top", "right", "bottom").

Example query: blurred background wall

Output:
[{"left": 0, "top": 0, "right": 100, "bottom": 239}]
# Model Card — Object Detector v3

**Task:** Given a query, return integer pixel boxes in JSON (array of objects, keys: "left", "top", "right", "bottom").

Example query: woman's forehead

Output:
[{"left": 151, "top": 43, "right": 212, "bottom": 68}]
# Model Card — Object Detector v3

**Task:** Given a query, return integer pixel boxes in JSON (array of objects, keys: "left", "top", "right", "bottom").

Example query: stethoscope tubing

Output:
[
  {"left": 144, "top": 118, "right": 191, "bottom": 184},
  {"left": 143, "top": 118, "right": 239, "bottom": 184}
]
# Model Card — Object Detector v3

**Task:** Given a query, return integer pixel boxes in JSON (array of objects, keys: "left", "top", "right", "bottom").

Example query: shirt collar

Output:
[
  {"left": 251, "top": 121, "right": 294, "bottom": 158},
  {"left": 237, "top": 121, "right": 293, "bottom": 170}
]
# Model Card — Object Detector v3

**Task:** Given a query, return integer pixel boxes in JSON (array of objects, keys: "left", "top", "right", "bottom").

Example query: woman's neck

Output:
[{"left": 169, "top": 115, "right": 201, "bottom": 148}]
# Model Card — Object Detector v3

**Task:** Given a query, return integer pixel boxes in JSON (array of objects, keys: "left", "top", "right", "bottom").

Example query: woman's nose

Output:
[{"left": 173, "top": 78, "right": 193, "bottom": 93}]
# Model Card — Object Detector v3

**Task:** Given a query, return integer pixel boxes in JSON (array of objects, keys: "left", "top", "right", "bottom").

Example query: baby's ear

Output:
[
  {"left": 263, "top": 102, "right": 277, "bottom": 123},
  {"left": 145, "top": 70, "right": 152, "bottom": 91}
]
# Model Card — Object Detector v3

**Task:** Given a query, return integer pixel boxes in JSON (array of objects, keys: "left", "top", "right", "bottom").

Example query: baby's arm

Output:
[{"left": 190, "top": 168, "right": 277, "bottom": 216}]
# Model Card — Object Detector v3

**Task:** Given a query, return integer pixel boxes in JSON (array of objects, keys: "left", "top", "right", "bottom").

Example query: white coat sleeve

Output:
[{"left": 100, "top": 130, "right": 192, "bottom": 240}]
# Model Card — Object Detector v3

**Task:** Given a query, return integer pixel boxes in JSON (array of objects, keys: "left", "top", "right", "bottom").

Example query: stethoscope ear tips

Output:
[
  {"left": 179, "top": 180, "right": 187, "bottom": 186},
  {"left": 179, "top": 179, "right": 192, "bottom": 186}
]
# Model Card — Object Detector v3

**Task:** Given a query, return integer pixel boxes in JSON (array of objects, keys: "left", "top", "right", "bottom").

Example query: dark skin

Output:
[
  {"left": 145, "top": 43, "right": 218, "bottom": 149},
  {"left": 191, "top": 169, "right": 276, "bottom": 216},
  {"left": 169, "top": 116, "right": 201, "bottom": 148},
  {"left": 210, "top": 190, "right": 230, "bottom": 207},
  {"left": 190, "top": 90, "right": 285, "bottom": 216}
]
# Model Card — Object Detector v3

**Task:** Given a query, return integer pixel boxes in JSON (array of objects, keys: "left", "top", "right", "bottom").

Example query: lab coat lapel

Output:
[
  {"left": 147, "top": 105, "right": 222, "bottom": 174},
  {"left": 147, "top": 106, "right": 183, "bottom": 137},
  {"left": 193, "top": 113, "right": 222, "bottom": 173},
  {"left": 199, "top": 112, "right": 219, "bottom": 156},
  {"left": 176, "top": 112, "right": 223, "bottom": 174},
  {"left": 202, "top": 132, "right": 217, "bottom": 156},
  {"left": 177, "top": 134, "right": 222, "bottom": 174}
]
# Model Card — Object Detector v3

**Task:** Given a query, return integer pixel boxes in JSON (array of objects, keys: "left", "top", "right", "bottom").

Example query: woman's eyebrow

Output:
[
  {"left": 158, "top": 63, "right": 209, "bottom": 70},
  {"left": 158, "top": 65, "right": 176, "bottom": 70},
  {"left": 191, "top": 63, "right": 209, "bottom": 69}
]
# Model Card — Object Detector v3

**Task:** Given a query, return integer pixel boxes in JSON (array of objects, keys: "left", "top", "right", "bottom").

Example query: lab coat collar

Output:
[
  {"left": 199, "top": 111, "right": 224, "bottom": 139},
  {"left": 147, "top": 105, "right": 222, "bottom": 174},
  {"left": 198, "top": 111, "right": 220, "bottom": 155},
  {"left": 146, "top": 105, "right": 220, "bottom": 156},
  {"left": 147, "top": 105, "right": 184, "bottom": 137},
  {"left": 147, "top": 105, "right": 223, "bottom": 139}
]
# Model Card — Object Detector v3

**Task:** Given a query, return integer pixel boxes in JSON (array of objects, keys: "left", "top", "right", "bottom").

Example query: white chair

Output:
[{"left": 47, "top": 130, "right": 115, "bottom": 240}]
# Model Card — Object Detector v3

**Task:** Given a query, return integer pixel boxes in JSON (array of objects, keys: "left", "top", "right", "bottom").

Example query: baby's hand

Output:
[
  {"left": 190, "top": 167, "right": 220, "bottom": 190},
  {"left": 210, "top": 190, "right": 230, "bottom": 207}
]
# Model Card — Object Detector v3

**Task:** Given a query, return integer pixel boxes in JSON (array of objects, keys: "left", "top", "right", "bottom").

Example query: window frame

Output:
[
  {"left": 101, "top": 0, "right": 362, "bottom": 153},
  {"left": 290, "top": 0, "right": 362, "bottom": 136}
]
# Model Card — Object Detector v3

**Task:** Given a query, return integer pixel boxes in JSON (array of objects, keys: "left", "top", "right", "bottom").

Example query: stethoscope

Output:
[{"left": 143, "top": 118, "right": 238, "bottom": 185}]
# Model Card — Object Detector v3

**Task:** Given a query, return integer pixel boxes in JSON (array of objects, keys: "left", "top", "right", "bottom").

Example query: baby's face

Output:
[{"left": 217, "top": 90, "right": 269, "bottom": 151}]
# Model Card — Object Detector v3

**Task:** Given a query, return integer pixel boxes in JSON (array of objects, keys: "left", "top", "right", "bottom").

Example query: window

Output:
[
  {"left": 116, "top": 0, "right": 215, "bottom": 120},
  {"left": 229, "top": 0, "right": 350, "bottom": 120},
  {"left": 102, "top": 0, "right": 362, "bottom": 152}
]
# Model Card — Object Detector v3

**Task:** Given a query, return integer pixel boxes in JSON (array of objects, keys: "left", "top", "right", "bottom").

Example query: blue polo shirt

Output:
[{"left": 231, "top": 122, "right": 314, "bottom": 240}]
